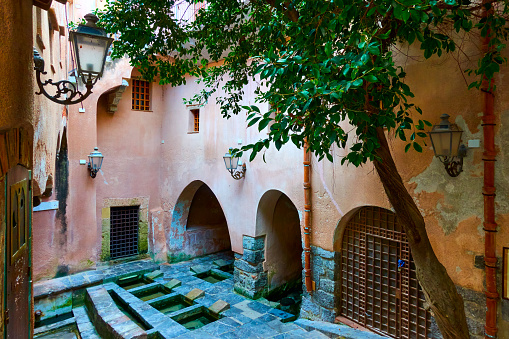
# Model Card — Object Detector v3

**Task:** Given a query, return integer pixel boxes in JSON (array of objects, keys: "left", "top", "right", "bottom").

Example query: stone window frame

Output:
[
  {"left": 187, "top": 104, "right": 202, "bottom": 134},
  {"left": 101, "top": 197, "right": 149, "bottom": 261}
]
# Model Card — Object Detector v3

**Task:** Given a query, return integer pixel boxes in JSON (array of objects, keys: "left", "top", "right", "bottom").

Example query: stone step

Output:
[{"left": 294, "top": 319, "right": 389, "bottom": 339}]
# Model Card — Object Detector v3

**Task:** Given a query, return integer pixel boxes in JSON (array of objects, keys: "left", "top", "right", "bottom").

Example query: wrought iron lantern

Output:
[
  {"left": 223, "top": 148, "right": 246, "bottom": 180},
  {"left": 33, "top": 13, "right": 113, "bottom": 105},
  {"left": 428, "top": 114, "right": 467, "bottom": 177},
  {"left": 87, "top": 147, "right": 104, "bottom": 178}
]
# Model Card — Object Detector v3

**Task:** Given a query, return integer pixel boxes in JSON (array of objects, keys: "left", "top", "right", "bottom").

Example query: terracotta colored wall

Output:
[
  {"left": 31, "top": 1, "right": 71, "bottom": 281},
  {"left": 0, "top": 0, "right": 34, "bottom": 335},
  {"left": 33, "top": 3, "right": 509, "bottom": 332}
]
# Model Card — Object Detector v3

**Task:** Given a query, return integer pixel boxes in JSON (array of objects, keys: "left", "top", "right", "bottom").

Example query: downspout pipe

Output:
[
  {"left": 482, "top": 1, "right": 498, "bottom": 337},
  {"left": 303, "top": 139, "right": 312, "bottom": 293}
]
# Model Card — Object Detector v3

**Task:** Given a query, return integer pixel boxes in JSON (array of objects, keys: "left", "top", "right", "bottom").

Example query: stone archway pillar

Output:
[{"left": 233, "top": 235, "right": 267, "bottom": 299}]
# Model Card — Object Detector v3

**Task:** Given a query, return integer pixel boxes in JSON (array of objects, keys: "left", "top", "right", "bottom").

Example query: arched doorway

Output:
[
  {"left": 336, "top": 206, "right": 431, "bottom": 339},
  {"left": 169, "top": 181, "right": 231, "bottom": 259},
  {"left": 255, "top": 190, "right": 302, "bottom": 299}
]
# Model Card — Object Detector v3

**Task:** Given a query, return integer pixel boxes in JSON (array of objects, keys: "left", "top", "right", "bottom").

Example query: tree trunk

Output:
[{"left": 373, "top": 127, "right": 470, "bottom": 339}]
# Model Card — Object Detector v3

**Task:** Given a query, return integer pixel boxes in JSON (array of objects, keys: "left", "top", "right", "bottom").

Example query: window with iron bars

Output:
[
  {"left": 132, "top": 79, "right": 150, "bottom": 111},
  {"left": 110, "top": 206, "right": 139, "bottom": 259}
]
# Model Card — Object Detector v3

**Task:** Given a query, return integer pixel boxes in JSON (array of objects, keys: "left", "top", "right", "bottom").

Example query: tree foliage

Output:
[
  {"left": 99, "top": 0, "right": 508, "bottom": 164},
  {"left": 98, "top": 0, "right": 509, "bottom": 336}
]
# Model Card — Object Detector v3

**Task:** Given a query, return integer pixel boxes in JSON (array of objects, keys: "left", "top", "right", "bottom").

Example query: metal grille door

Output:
[
  {"left": 340, "top": 207, "right": 430, "bottom": 339},
  {"left": 110, "top": 206, "right": 139, "bottom": 259}
]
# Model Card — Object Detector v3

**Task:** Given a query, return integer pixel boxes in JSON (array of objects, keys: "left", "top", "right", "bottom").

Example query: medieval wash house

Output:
[{"left": 2, "top": 0, "right": 509, "bottom": 338}]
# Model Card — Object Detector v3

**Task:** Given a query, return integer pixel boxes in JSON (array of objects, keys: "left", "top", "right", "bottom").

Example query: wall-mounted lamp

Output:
[
  {"left": 33, "top": 14, "right": 113, "bottom": 105},
  {"left": 87, "top": 147, "right": 104, "bottom": 178},
  {"left": 428, "top": 114, "right": 467, "bottom": 177},
  {"left": 223, "top": 148, "right": 246, "bottom": 180}
]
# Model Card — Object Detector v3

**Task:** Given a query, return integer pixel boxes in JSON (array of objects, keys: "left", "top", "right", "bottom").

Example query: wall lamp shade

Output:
[
  {"left": 69, "top": 14, "right": 113, "bottom": 83},
  {"left": 223, "top": 148, "right": 246, "bottom": 180},
  {"left": 88, "top": 147, "right": 104, "bottom": 178},
  {"left": 34, "top": 13, "right": 113, "bottom": 105},
  {"left": 428, "top": 114, "right": 467, "bottom": 177}
]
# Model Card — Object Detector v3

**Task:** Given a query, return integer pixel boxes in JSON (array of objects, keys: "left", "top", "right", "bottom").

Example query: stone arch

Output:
[
  {"left": 257, "top": 190, "right": 302, "bottom": 292},
  {"left": 168, "top": 180, "right": 231, "bottom": 261}
]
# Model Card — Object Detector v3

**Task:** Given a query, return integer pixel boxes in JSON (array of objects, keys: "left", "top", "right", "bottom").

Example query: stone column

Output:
[
  {"left": 300, "top": 245, "right": 340, "bottom": 322},
  {"left": 233, "top": 235, "right": 267, "bottom": 299}
]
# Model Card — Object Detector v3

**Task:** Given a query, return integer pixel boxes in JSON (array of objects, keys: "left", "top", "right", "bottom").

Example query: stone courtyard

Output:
[{"left": 33, "top": 252, "right": 386, "bottom": 339}]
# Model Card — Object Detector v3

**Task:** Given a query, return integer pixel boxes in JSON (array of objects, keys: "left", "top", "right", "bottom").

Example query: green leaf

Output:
[
  {"left": 413, "top": 142, "right": 423, "bottom": 152},
  {"left": 248, "top": 117, "right": 261, "bottom": 127},
  {"left": 405, "top": 143, "right": 411, "bottom": 152},
  {"left": 258, "top": 118, "right": 271, "bottom": 131},
  {"left": 352, "top": 79, "right": 363, "bottom": 87}
]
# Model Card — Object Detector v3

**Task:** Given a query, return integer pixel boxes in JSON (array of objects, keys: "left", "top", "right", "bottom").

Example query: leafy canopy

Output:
[{"left": 98, "top": 0, "right": 509, "bottom": 164}]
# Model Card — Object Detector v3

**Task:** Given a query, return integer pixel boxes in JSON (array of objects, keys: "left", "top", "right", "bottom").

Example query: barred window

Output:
[
  {"left": 132, "top": 79, "right": 150, "bottom": 111},
  {"left": 192, "top": 109, "right": 199, "bottom": 132}
]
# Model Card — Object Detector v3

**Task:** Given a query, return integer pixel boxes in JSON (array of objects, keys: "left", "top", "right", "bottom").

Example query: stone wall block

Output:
[
  {"left": 300, "top": 296, "right": 320, "bottom": 317},
  {"left": 466, "top": 317, "right": 484, "bottom": 336},
  {"left": 319, "top": 278, "right": 335, "bottom": 294},
  {"left": 315, "top": 246, "right": 335, "bottom": 260},
  {"left": 243, "top": 249, "right": 264, "bottom": 264},
  {"left": 313, "top": 290, "right": 335, "bottom": 309},
  {"left": 234, "top": 259, "right": 264, "bottom": 273},
  {"left": 323, "top": 258, "right": 335, "bottom": 272},
  {"left": 242, "top": 235, "right": 265, "bottom": 251},
  {"left": 320, "top": 307, "right": 336, "bottom": 323}
]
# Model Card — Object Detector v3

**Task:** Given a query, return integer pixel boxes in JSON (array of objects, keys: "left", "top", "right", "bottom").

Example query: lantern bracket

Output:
[
  {"left": 34, "top": 49, "right": 96, "bottom": 105},
  {"left": 229, "top": 163, "right": 247, "bottom": 180},
  {"left": 439, "top": 144, "right": 468, "bottom": 177}
]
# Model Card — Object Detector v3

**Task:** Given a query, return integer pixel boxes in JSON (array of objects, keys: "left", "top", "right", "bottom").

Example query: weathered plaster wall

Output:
[
  {"left": 0, "top": 0, "right": 35, "bottom": 335},
  {"left": 32, "top": 3, "right": 68, "bottom": 197},
  {"left": 158, "top": 71, "right": 304, "bottom": 259},
  {"left": 64, "top": 56, "right": 133, "bottom": 274}
]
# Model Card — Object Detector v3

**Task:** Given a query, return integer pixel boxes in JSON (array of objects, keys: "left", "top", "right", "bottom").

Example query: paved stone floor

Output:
[{"left": 34, "top": 252, "right": 386, "bottom": 339}]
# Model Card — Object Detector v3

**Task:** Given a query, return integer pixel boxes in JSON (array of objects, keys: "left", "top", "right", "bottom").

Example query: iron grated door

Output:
[{"left": 340, "top": 206, "right": 430, "bottom": 339}]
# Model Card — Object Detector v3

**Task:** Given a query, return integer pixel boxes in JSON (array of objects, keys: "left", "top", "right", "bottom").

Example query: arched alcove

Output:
[
  {"left": 256, "top": 190, "right": 302, "bottom": 292},
  {"left": 169, "top": 180, "right": 231, "bottom": 260}
]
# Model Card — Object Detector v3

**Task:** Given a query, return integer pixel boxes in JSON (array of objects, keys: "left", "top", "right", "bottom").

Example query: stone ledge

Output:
[{"left": 295, "top": 319, "right": 386, "bottom": 339}]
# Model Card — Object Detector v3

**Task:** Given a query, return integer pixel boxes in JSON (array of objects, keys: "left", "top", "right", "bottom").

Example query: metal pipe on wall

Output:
[
  {"left": 303, "top": 139, "right": 312, "bottom": 293},
  {"left": 482, "top": 1, "right": 498, "bottom": 336}
]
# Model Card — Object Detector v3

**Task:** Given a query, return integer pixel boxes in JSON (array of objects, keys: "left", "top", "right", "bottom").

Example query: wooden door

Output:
[
  {"left": 5, "top": 165, "right": 31, "bottom": 338},
  {"left": 339, "top": 206, "right": 430, "bottom": 339}
]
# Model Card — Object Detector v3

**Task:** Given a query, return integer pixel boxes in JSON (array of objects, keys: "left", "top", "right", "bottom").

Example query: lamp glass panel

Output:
[
  {"left": 89, "top": 154, "right": 104, "bottom": 170},
  {"left": 223, "top": 155, "right": 232, "bottom": 170},
  {"left": 231, "top": 156, "right": 239, "bottom": 170},
  {"left": 430, "top": 131, "right": 450, "bottom": 157},
  {"left": 450, "top": 130, "right": 463, "bottom": 156},
  {"left": 75, "top": 34, "right": 109, "bottom": 75}
]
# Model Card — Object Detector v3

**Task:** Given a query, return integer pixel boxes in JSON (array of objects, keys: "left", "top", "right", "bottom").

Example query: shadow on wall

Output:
[
  {"left": 257, "top": 190, "right": 302, "bottom": 291},
  {"left": 168, "top": 180, "right": 231, "bottom": 262}
]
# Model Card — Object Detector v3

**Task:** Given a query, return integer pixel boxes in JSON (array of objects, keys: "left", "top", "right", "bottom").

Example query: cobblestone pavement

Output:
[{"left": 34, "top": 252, "right": 387, "bottom": 339}]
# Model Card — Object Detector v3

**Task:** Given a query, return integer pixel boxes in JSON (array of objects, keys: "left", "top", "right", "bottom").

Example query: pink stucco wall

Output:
[{"left": 30, "top": 4, "right": 509, "bottom": 334}]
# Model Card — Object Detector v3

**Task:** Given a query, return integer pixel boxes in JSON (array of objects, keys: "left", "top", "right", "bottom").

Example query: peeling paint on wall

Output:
[{"left": 410, "top": 116, "right": 484, "bottom": 235}]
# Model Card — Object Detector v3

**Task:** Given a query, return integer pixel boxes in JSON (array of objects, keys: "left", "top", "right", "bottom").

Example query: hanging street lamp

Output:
[
  {"left": 428, "top": 114, "right": 467, "bottom": 177},
  {"left": 33, "top": 13, "right": 113, "bottom": 105},
  {"left": 87, "top": 147, "right": 104, "bottom": 178},
  {"left": 223, "top": 148, "right": 246, "bottom": 180}
]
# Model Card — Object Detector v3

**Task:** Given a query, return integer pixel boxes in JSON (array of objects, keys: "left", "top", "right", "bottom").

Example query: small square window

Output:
[{"left": 132, "top": 79, "right": 150, "bottom": 111}]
